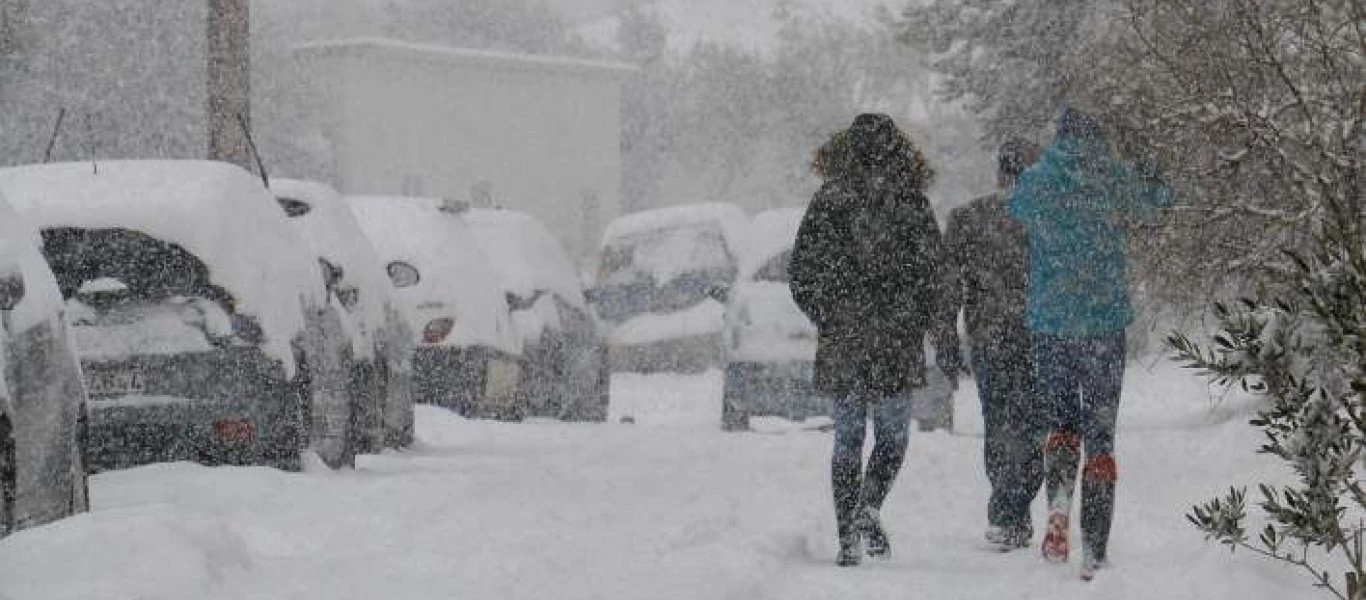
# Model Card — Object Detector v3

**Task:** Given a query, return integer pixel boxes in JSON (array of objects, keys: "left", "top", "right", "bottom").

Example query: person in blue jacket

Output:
[{"left": 1007, "top": 107, "right": 1171, "bottom": 576}]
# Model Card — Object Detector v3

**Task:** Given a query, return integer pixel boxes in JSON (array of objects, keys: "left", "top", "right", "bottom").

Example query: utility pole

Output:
[{"left": 206, "top": 0, "right": 250, "bottom": 170}]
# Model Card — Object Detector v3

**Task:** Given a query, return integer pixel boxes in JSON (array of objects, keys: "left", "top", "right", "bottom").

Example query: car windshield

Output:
[
  {"left": 594, "top": 222, "right": 737, "bottom": 322},
  {"left": 40, "top": 227, "right": 241, "bottom": 358},
  {"left": 600, "top": 223, "right": 733, "bottom": 288}
]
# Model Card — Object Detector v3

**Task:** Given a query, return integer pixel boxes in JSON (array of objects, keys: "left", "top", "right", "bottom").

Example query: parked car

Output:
[
  {"left": 465, "top": 208, "right": 608, "bottom": 422},
  {"left": 0, "top": 161, "right": 360, "bottom": 472},
  {"left": 589, "top": 203, "right": 747, "bottom": 375},
  {"left": 347, "top": 197, "right": 525, "bottom": 420},
  {"left": 0, "top": 192, "right": 88, "bottom": 537},
  {"left": 270, "top": 179, "right": 416, "bottom": 451},
  {"left": 722, "top": 208, "right": 824, "bottom": 430}
]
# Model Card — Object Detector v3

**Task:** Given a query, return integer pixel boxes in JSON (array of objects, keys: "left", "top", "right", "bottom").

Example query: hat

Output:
[{"left": 1058, "top": 106, "right": 1107, "bottom": 142}]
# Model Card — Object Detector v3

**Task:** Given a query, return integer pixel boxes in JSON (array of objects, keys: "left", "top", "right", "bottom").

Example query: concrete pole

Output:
[{"left": 206, "top": 0, "right": 250, "bottom": 170}]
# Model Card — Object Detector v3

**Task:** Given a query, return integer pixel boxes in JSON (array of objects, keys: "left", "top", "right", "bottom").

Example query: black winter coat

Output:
[{"left": 789, "top": 172, "right": 950, "bottom": 397}]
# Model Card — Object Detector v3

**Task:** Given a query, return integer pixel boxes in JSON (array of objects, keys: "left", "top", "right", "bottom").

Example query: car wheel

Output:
[{"left": 0, "top": 417, "right": 15, "bottom": 536}]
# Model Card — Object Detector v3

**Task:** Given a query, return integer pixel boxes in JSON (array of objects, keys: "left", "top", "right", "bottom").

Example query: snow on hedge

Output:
[
  {"left": 346, "top": 196, "right": 521, "bottom": 355},
  {"left": 270, "top": 179, "right": 405, "bottom": 359},
  {"left": 0, "top": 161, "right": 325, "bottom": 373}
]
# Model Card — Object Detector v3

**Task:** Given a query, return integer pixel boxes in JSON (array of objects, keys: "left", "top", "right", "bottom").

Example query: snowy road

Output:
[{"left": 0, "top": 363, "right": 1306, "bottom": 599}]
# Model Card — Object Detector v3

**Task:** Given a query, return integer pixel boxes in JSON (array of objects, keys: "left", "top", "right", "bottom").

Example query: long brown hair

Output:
[{"left": 811, "top": 116, "right": 936, "bottom": 191}]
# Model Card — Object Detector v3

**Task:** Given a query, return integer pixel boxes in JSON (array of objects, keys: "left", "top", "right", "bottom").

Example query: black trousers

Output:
[{"left": 973, "top": 335, "right": 1045, "bottom": 532}]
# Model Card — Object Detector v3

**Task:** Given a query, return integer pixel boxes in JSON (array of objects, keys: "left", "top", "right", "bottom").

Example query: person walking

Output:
[
  {"left": 790, "top": 113, "right": 955, "bottom": 567},
  {"left": 1007, "top": 107, "right": 1171, "bottom": 579},
  {"left": 944, "top": 138, "right": 1044, "bottom": 551}
]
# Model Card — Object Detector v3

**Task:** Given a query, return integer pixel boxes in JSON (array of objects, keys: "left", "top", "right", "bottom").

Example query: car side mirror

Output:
[
  {"left": 0, "top": 271, "right": 24, "bottom": 312},
  {"left": 506, "top": 290, "right": 546, "bottom": 312},
  {"left": 707, "top": 284, "right": 730, "bottom": 304},
  {"left": 337, "top": 285, "right": 360, "bottom": 312}
]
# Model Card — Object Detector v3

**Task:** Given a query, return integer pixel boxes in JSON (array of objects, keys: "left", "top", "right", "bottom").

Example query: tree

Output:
[
  {"left": 207, "top": 0, "right": 251, "bottom": 170},
  {"left": 1172, "top": 185, "right": 1366, "bottom": 598},
  {"left": 897, "top": 0, "right": 1365, "bottom": 309},
  {"left": 616, "top": 0, "right": 676, "bottom": 212}
]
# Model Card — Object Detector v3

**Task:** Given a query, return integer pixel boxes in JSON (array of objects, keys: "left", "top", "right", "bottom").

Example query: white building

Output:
[{"left": 295, "top": 38, "right": 634, "bottom": 260}]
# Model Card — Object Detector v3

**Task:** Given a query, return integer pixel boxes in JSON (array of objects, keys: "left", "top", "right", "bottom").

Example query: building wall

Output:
[{"left": 300, "top": 40, "right": 628, "bottom": 261}]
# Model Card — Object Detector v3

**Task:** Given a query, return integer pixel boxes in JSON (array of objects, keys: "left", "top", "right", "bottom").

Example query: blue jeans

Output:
[
  {"left": 831, "top": 392, "right": 912, "bottom": 539},
  {"left": 1033, "top": 332, "right": 1125, "bottom": 456}
]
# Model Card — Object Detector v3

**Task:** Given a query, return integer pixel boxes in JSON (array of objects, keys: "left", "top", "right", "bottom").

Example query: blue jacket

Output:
[{"left": 1007, "top": 134, "right": 1171, "bottom": 337}]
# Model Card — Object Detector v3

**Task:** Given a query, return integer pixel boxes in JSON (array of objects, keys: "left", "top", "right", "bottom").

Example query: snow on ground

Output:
[{"left": 0, "top": 360, "right": 1306, "bottom": 600}]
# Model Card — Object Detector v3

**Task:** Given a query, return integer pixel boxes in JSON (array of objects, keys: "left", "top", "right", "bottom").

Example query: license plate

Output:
[
  {"left": 85, "top": 366, "right": 144, "bottom": 398},
  {"left": 485, "top": 359, "right": 521, "bottom": 400}
]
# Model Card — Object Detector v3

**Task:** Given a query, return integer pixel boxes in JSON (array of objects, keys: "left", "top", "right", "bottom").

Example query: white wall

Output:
[{"left": 299, "top": 39, "right": 629, "bottom": 260}]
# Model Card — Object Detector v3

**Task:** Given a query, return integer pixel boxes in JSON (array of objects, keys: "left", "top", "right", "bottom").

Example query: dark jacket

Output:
[
  {"left": 944, "top": 192, "right": 1031, "bottom": 348},
  {"left": 789, "top": 172, "right": 949, "bottom": 397}
]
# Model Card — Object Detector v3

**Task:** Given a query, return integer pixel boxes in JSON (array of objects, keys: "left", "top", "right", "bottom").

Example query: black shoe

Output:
[
  {"left": 857, "top": 507, "right": 890, "bottom": 558},
  {"left": 836, "top": 534, "right": 863, "bottom": 567},
  {"left": 985, "top": 525, "right": 1032, "bottom": 552}
]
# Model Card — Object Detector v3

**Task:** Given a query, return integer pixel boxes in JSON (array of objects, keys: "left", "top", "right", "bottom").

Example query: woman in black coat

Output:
[{"left": 790, "top": 113, "right": 956, "bottom": 566}]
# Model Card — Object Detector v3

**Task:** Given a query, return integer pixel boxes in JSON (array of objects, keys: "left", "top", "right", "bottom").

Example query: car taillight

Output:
[
  {"left": 213, "top": 419, "right": 254, "bottom": 443},
  {"left": 423, "top": 318, "right": 456, "bottom": 344}
]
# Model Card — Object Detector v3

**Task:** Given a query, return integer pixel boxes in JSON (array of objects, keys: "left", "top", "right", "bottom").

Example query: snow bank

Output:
[
  {"left": 0, "top": 364, "right": 1309, "bottom": 600},
  {"left": 608, "top": 369, "right": 724, "bottom": 427},
  {"left": 464, "top": 208, "right": 586, "bottom": 311},
  {"left": 346, "top": 196, "right": 520, "bottom": 355},
  {"left": 609, "top": 299, "right": 726, "bottom": 345},
  {"left": 0, "top": 162, "right": 324, "bottom": 373},
  {"left": 270, "top": 179, "right": 404, "bottom": 359}
]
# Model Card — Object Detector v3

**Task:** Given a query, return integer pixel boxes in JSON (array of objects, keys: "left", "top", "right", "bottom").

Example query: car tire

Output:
[{"left": 0, "top": 417, "right": 15, "bottom": 536}]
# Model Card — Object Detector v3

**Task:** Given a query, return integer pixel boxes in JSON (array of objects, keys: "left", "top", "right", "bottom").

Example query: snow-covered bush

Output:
[{"left": 1171, "top": 201, "right": 1366, "bottom": 600}]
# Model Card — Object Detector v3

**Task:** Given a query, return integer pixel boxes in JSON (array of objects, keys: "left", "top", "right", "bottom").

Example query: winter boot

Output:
[
  {"left": 857, "top": 506, "right": 890, "bottom": 558},
  {"left": 986, "top": 524, "right": 1033, "bottom": 552},
  {"left": 1080, "top": 454, "right": 1117, "bottom": 572},
  {"left": 1042, "top": 431, "right": 1080, "bottom": 563},
  {"left": 837, "top": 533, "right": 864, "bottom": 567}
]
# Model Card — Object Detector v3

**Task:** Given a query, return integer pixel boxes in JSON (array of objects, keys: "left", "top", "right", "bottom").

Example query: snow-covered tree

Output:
[
  {"left": 898, "top": 0, "right": 1365, "bottom": 309},
  {"left": 1173, "top": 192, "right": 1366, "bottom": 598}
]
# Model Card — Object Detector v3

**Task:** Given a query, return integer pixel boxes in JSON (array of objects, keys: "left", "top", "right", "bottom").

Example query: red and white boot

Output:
[{"left": 1041, "top": 509, "right": 1070, "bottom": 563}]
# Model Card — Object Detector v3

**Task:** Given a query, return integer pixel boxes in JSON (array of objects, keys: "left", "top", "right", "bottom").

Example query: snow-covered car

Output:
[
  {"left": 589, "top": 203, "right": 747, "bottom": 375},
  {"left": 721, "top": 208, "right": 825, "bottom": 430},
  {"left": 466, "top": 208, "right": 609, "bottom": 421},
  {"left": 270, "top": 179, "right": 416, "bottom": 450},
  {"left": 0, "top": 192, "right": 88, "bottom": 537},
  {"left": 347, "top": 197, "right": 525, "bottom": 420},
  {"left": 0, "top": 161, "right": 361, "bottom": 472}
]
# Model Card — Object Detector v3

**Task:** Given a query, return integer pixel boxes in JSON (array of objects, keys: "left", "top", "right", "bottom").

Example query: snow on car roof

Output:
[
  {"left": 346, "top": 196, "right": 521, "bottom": 355},
  {"left": 740, "top": 207, "right": 805, "bottom": 280},
  {"left": 601, "top": 203, "right": 748, "bottom": 253},
  {"left": 270, "top": 179, "right": 406, "bottom": 353},
  {"left": 0, "top": 189, "right": 64, "bottom": 360},
  {"left": 464, "top": 209, "right": 585, "bottom": 311},
  {"left": 0, "top": 161, "right": 325, "bottom": 372}
]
